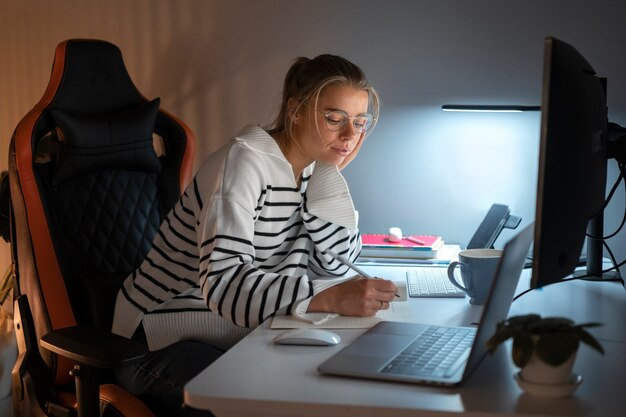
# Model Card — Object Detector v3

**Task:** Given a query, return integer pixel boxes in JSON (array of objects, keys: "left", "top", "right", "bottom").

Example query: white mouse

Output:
[{"left": 272, "top": 328, "right": 341, "bottom": 346}]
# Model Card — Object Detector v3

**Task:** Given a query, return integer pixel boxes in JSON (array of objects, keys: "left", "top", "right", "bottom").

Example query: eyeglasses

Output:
[{"left": 317, "top": 110, "right": 375, "bottom": 133}]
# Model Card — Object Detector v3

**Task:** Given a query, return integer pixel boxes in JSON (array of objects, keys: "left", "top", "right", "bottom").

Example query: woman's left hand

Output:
[{"left": 338, "top": 133, "right": 366, "bottom": 171}]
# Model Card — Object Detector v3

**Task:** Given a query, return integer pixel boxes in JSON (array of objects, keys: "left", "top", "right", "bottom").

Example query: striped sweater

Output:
[{"left": 111, "top": 126, "right": 362, "bottom": 351}]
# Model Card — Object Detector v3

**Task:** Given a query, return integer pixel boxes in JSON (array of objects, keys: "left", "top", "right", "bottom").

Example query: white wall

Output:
[{"left": 1, "top": 0, "right": 625, "bottom": 274}]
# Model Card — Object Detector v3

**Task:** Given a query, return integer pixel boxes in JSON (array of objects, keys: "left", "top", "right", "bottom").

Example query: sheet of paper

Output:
[{"left": 270, "top": 301, "right": 416, "bottom": 329}]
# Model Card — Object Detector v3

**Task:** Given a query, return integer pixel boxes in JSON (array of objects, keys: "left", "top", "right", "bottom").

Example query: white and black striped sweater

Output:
[{"left": 112, "top": 126, "right": 362, "bottom": 351}]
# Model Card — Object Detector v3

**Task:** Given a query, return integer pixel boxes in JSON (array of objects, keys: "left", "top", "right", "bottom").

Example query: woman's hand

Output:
[
  {"left": 338, "top": 132, "right": 366, "bottom": 171},
  {"left": 307, "top": 277, "right": 399, "bottom": 316}
]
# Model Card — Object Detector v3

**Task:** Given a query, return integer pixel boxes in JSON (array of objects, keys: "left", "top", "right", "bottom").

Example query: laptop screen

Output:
[{"left": 462, "top": 222, "right": 534, "bottom": 378}]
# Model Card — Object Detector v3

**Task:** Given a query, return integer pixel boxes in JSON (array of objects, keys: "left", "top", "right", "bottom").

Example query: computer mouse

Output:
[{"left": 272, "top": 328, "right": 341, "bottom": 346}]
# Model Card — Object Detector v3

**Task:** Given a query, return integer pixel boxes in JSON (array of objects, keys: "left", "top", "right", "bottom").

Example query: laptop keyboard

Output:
[
  {"left": 406, "top": 268, "right": 466, "bottom": 297},
  {"left": 381, "top": 326, "right": 476, "bottom": 377}
]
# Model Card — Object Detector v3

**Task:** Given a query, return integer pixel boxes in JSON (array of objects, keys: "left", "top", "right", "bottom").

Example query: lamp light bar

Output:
[{"left": 442, "top": 105, "right": 541, "bottom": 112}]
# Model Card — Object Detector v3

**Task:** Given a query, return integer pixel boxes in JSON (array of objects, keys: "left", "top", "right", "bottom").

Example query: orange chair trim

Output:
[
  {"left": 56, "top": 385, "right": 156, "bottom": 417},
  {"left": 14, "top": 40, "right": 77, "bottom": 383},
  {"left": 100, "top": 384, "right": 156, "bottom": 417}
]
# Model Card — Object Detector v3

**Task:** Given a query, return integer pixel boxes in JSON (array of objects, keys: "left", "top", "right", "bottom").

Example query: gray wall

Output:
[
  {"left": 1, "top": 0, "right": 625, "bottom": 273},
  {"left": 339, "top": 0, "right": 626, "bottom": 251}
]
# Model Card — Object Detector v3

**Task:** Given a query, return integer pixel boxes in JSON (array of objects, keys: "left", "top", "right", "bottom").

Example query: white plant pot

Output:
[{"left": 519, "top": 349, "right": 577, "bottom": 385}]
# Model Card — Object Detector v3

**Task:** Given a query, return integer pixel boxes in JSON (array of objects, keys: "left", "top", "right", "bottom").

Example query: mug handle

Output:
[{"left": 447, "top": 261, "right": 469, "bottom": 292}]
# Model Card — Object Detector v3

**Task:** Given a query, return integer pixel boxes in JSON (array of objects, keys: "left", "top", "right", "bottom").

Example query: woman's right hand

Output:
[{"left": 307, "top": 277, "right": 398, "bottom": 316}]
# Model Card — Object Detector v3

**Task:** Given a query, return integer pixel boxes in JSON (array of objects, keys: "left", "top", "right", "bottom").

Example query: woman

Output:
[{"left": 112, "top": 54, "right": 398, "bottom": 416}]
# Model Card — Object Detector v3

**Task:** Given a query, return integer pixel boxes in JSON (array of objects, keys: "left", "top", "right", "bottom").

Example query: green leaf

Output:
[
  {"left": 486, "top": 326, "right": 518, "bottom": 354},
  {"left": 574, "top": 322, "right": 603, "bottom": 330},
  {"left": 578, "top": 329, "right": 605, "bottom": 355},
  {"left": 512, "top": 334, "right": 534, "bottom": 368},
  {"left": 536, "top": 333, "right": 578, "bottom": 366}
]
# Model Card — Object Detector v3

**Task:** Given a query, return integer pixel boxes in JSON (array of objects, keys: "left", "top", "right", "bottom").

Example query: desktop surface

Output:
[{"left": 184, "top": 267, "right": 626, "bottom": 417}]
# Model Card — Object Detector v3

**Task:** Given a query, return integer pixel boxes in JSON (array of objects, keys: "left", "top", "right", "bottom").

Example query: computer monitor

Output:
[{"left": 531, "top": 37, "right": 611, "bottom": 288}]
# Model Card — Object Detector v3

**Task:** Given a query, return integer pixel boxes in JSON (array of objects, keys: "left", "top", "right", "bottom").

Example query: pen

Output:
[
  {"left": 405, "top": 236, "right": 425, "bottom": 245},
  {"left": 324, "top": 248, "right": 400, "bottom": 298}
]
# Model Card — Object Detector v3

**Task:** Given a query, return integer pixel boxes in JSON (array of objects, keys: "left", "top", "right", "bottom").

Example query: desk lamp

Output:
[{"left": 441, "top": 105, "right": 540, "bottom": 112}]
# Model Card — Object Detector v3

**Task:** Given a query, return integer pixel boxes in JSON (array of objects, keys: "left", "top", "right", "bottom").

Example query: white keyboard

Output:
[{"left": 406, "top": 268, "right": 466, "bottom": 298}]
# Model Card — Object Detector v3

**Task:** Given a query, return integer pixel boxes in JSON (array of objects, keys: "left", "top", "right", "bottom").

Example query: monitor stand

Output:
[
  {"left": 574, "top": 211, "right": 623, "bottom": 281},
  {"left": 579, "top": 123, "right": 626, "bottom": 282}
]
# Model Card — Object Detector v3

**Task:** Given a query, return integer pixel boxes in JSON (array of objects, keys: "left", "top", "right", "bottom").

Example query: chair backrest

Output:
[{"left": 9, "top": 39, "right": 195, "bottom": 386}]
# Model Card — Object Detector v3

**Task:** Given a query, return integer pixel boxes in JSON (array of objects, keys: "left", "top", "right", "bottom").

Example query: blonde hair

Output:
[{"left": 268, "top": 55, "right": 380, "bottom": 148}]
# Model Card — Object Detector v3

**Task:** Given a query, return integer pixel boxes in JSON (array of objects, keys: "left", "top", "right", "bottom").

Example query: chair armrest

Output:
[{"left": 40, "top": 325, "right": 148, "bottom": 369}]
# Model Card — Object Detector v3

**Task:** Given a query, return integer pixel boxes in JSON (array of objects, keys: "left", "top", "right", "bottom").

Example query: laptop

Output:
[{"left": 318, "top": 222, "right": 534, "bottom": 386}]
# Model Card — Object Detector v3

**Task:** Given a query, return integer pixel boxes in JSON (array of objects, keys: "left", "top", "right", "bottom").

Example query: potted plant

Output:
[{"left": 486, "top": 314, "right": 604, "bottom": 393}]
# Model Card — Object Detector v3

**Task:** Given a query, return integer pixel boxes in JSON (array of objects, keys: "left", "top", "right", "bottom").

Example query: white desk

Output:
[{"left": 184, "top": 267, "right": 626, "bottom": 417}]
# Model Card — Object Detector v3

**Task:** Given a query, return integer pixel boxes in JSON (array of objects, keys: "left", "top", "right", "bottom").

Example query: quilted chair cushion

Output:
[
  {"left": 50, "top": 98, "right": 162, "bottom": 185},
  {"left": 52, "top": 171, "right": 161, "bottom": 273},
  {"left": 35, "top": 139, "right": 165, "bottom": 328},
  {"left": 36, "top": 163, "right": 162, "bottom": 329}
]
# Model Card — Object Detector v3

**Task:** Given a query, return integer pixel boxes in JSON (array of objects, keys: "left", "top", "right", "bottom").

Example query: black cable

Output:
[
  {"left": 595, "top": 164, "right": 623, "bottom": 214},
  {"left": 587, "top": 162, "right": 626, "bottom": 240},
  {"left": 601, "top": 162, "right": 626, "bottom": 239},
  {"left": 513, "top": 255, "right": 626, "bottom": 302},
  {"left": 602, "top": 240, "right": 622, "bottom": 280},
  {"left": 513, "top": 276, "right": 625, "bottom": 301}
]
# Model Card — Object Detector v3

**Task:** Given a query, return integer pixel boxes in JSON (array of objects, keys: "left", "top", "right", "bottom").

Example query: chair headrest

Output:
[{"left": 52, "top": 39, "right": 145, "bottom": 114}]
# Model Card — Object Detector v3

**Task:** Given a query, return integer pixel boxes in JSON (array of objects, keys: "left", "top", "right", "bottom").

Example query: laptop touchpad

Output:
[{"left": 341, "top": 333, "right": 415, "bottom": 357}]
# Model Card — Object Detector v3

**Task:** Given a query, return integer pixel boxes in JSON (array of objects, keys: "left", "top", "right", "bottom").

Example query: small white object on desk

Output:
[
  {"left": 405, "top": 236, "right": 425, "bottom": 245},
  {"left": 388, "top": 227, "right": 425, "bottom": 245},
  {"left": 272, "top": 328, "right": 341, "bottom": 346},
  {"left": 387, "top": 227, "right": 403, "bottom": 242}
]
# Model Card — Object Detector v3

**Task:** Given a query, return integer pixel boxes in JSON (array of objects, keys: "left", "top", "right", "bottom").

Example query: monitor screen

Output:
[{"left": 531, "top": 37, "right": 608, "bottom": 288}]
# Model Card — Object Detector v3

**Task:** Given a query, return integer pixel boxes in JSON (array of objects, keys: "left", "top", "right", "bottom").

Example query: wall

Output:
[{"left": 1, "top": 0, "right": 625, "bottom": 276}]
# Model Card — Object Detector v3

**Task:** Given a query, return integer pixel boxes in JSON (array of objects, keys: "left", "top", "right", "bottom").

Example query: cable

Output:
[
  {"left": 587, "top": 162, "right": 626, "bottom": 240},
  {"left": 601, "top": 162, "right": 626, "bottom": 239},
  {"left": 513, "top": 275, "right": 624, "bottom": 302},
  {"left": 594, "top": 164, "right": 623, "bottom": 214},
  {"left": 602, "top": 240, "right": 622, "bottom": 280},
  {"left": 513, "top": 255, "right": 626, "bottom": 302}
]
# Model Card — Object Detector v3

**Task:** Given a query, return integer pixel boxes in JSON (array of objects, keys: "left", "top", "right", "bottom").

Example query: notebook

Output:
[
  {"left": 318, "top": 222, "right": 533, "bottom": 386},
  {"left": 360, "top": 234, "right": 444, "bottom": 259}
]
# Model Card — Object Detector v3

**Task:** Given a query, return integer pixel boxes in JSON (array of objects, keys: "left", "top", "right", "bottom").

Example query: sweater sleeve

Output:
[
  {"left": 303, "top": 162, "right": 362, "bottom": 272},
  {"left": 290, "top": 163, "right": 363, "bottom": 320}
]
